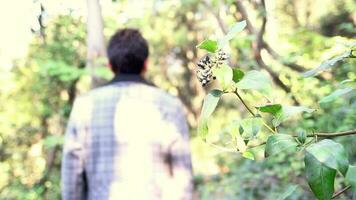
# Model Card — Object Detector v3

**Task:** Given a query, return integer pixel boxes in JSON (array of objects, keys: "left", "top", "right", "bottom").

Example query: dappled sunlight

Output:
[{"left": 0, "top": 0, "right": 355, "bottom": 199}]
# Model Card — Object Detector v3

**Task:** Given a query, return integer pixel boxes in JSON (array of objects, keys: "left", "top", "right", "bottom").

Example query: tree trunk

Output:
[{"left": 86, "top": 0, "right": 106, "bottom": 88}]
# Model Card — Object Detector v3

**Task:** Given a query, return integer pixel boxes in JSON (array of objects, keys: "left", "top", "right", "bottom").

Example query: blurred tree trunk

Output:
[{"left": 86, "top": 0, "right": 106, "bottom": 88}]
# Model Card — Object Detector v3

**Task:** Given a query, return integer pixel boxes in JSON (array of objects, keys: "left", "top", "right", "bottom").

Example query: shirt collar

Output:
[{"left": 107, "top": 73, "right": 154, "bottom": 86}]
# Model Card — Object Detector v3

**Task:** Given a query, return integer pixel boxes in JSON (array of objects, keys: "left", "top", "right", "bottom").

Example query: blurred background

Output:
[{"left": 0, "top": 0, "right": 355, "bottom": 199}]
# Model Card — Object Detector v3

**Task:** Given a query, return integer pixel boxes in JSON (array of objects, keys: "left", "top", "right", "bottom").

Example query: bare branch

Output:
[
  {"left": 313, "top": 129, "right": 356, "bottom": 138},
  {"left": 202, "top": 1, "right": 228, "bottom": 34},
  {"left": 235, "top": 0, "right": 300, "bottom": 105},
  {"left": 262, "top": 42, "right": 326, "bottom": 81},
  {"left": 332, "top": 185, "right": 352, "bottom": 199}
]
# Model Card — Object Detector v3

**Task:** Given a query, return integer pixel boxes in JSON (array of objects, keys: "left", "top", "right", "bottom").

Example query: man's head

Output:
[{"left": 107, "top": 28, "right": 149, "bottom": 75}]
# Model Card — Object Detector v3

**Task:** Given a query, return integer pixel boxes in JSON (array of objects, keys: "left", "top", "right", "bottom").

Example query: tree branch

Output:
[
  {"left": 248, "top": 141, "right": 266, "bottom": 148},
  {"left": 332, "top": 185, "right": 352, "bottom": 199},
  {"left": 203, "top": 1, "right": 227, "bottom": 34},
  {"left": 312, "top": 129, "right": 356, "bottom": 138},
  {"left": 262, "top": 41, "right": 326, "bottom": 81},
  {"left": 235, "top": 0, "right": 300, "bottom": 105}
]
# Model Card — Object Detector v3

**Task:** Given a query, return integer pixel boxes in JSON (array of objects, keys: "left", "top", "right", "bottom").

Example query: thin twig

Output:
[
  {"left": 332, "top": 185, "right": 352, "bottom": 199},
  {"left": 263, "top": 121, "right": 276, "bottom": 134},
  {"left": 248, "top": 141, "right": 266, "bottom": 148},
  {"left": 202, "top": 1, "right": 227, "bottom": 34},
  {"left": 292, "top": 130, "right": 356, "bottom": 139},
  {"left": 234, "top": 90, "right": 276, "bottom": 134},
  {"left": 234, "top": 90, "right": 256, "bottom": 117},
  {"left": 313, "top": 129, "right": 356, "bottom": 138}
]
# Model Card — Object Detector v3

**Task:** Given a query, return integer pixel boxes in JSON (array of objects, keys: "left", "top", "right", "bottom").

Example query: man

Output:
[{"left": 61, "top": 29, "right": 193, "bottom": 200}]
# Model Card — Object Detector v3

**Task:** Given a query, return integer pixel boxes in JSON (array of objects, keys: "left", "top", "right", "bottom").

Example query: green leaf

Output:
[
  {"left": 303, "top": 50, "right": 353, "bottom": 77},
  {"left": 276, "top": 185, "right": 298, "bottom": 200},
  {"left": 196, "top": 39, "right": 218, "bottom": 53},
  {"left": 265, "top": 134, "right": 298, "bottom": 157},
  {"left": 198, "top": 119, "right": 209, "bottom": 141},
  {"left": 272, "top": 105, "right": 315, "bottom": 127},
  {"left": 225, "top": 120, "right": 239, "bottom": 137},
  {"left": 305, "top": 151, "right": 336, "bottom": 200},
  {"left": 232, "top": 68, "right": 244, "bottom": 83},
  {"left": 200, "top": 90, "right": 223, "bottom": 118},
  {"left": 319, "top": 87, "right": 354, "bottom": 104},
  {"left": 236, "top": 70, "right": 271, "bottom": 92},
  {"left": 239, "top": 117, "right": 263, "bottom": 139},
  {"left": 219, "top": 20, "right": 247, "bottom": 46},
  {"left": 43, "top": 135, "right": 64, "bottom": 149},
  {"left": 340, "top": 79, "right": 356, "bottom": 88},
  {"left": 256, "top": 104, "right": 282, "bottom": 116},
  {"left": 297, "top": 131, "right": 307, "bottom": 144},
  {"left": 213, "top": 64, "right": 233, "bottom": 90},
  {"left": 346, "top": 165, "right": 356, "bottom": 190},
  {"left": 236, "top": 134, "right": 247, "bottom": 152},
  {"left": 198, "top": 90, "right": 223, "bottom": 140},
  {"left": 242, "top": 151, "right": 254, "bottom": 160},
  {"left": 306, "top": 139, "right": 349, "bottom": 176},
  {"left": 226, "top": 120, "right": 248, "bottom": 151}
]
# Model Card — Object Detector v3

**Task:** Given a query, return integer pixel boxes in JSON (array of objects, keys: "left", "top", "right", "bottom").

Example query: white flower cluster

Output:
[{"left": 196, "top": 49, "right": 228, "bottom": 87}]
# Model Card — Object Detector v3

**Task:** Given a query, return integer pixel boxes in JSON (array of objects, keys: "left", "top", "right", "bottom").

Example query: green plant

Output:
[{"left": 196, "top": 21, "right": 356, "bottom": 200}]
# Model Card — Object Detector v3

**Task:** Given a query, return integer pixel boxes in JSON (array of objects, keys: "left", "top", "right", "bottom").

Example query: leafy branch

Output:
[
  {"left": 195, "top": 19, "right": 355, "bottom": 200},
  {"left": 233, "top": 89, "right": 276, "bottom": 134}
]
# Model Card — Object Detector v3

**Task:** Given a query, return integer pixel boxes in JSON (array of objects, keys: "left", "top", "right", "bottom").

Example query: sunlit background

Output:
[{"left": 0, "top": 0, "right": 355, "bottom": 199}]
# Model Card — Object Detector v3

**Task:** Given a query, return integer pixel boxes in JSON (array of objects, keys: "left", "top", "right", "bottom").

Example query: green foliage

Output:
[
  {"left": 306, "top": 139, "right": 349, "bottom": 176},
  {"left": 242, "top": 151, "right": 254, "bottom": 160},
  {"left": 256, "top": 104, "right": 282, "bottom": 116},
  {"left": 2, "top": 1, "right": 356, "bottom": 199},
  {"left": 303, "top": 48, "right": 355, "bottom": 77},
  {"left": 218, "top": 20, "right": 247, "bottom": 47},
  {"left": 0, "top": 14, "right": 86, "bottom": 199},
  {"left": 196, "top": 39, "right": 218, "bottom": 53},
  {"left": 239, "top": 117, "right": 263, "bottom": 139},
  {"left": 297, "top": 131, "right": 307, "bottom": 144},
  {"left": 319, "top": 87, "right": 354, "bottom": 103},
  {"left": 305, "top": 152, "right": 336, "bottom": 200},
  {"left": 213, "top": 65, "right": 233, "bottom": 90},
  {"left": 232, "top": 68, "right": 244, "bottom": 83},
  {"left": 265, "top": 134, "right": 298, "bottom": 157},
  {"left": 198, "top": 90, "right": 223, "bottom": 140},
  {"left": 272, "top": 106, "right": 315, "bottom": 127},
  {"left": 276, "top": 185, "right": 298, "bottom": 200},
  {"left": 195, "top": 13, "right": 355, "bottom": 199},
  {"left": 236, "top": 70, "right": 271, "bottom": 92},
  {"left": 346, "top": 166, "right": 356, "bottom": 190}
]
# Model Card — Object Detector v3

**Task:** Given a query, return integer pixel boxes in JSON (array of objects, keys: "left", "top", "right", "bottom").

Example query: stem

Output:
[
  {"left": 332, "top": 185, "right": 351, "bottom": 199},
  {"left": 234, "top": 90, "right": 276, "bottom": 134},
  {"left": 263, "top": 122, "right": 276, "bottom": 134},
  {"left": 312, "top": 129, "right": 356, "bottom": 138},
  {"left": 248, "top": 141, "right": 266, "bottom": 148},
  {"left": 234, "top": 90, "right": 256, "bottom": 117}
]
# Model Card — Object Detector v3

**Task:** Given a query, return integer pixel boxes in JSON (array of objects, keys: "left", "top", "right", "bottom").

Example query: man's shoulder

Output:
[
  {"left": 76, "top": 83, "right": 182, "bottom": 107},
  {"left": 150, "top": 87, "right": 183, "bottom": 109}
]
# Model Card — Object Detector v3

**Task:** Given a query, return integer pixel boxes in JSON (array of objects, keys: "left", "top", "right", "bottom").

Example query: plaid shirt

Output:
[{"left": 61, "top": 75, "right": 193, "bottom": 200}]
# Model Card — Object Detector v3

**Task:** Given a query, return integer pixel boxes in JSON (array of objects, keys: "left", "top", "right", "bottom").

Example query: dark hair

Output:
[{"left": 107, "top": 29, "right": 149, "bottom": 74}]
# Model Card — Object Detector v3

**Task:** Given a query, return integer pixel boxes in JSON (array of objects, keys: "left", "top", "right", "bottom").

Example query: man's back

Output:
[{"left": 61, "top": 77, "right": 193, "bottom": 200}]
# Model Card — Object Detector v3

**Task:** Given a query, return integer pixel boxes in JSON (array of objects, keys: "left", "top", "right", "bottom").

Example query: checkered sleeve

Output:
[
  {"left": 166, "top": 101, "right": 193, "bottom": 200},
  {"left": 61, "top": 97, "right": 87, "bottom": 200}
]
